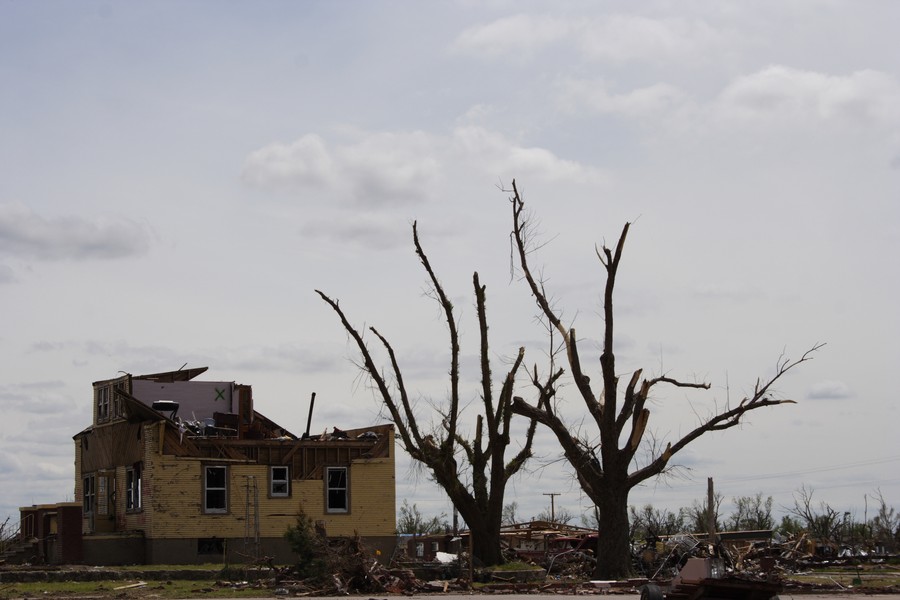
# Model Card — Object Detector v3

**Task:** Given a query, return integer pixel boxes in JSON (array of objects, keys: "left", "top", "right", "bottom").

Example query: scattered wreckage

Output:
[{"left": 640, "top": 555, "right": 781, "bottom": 600}]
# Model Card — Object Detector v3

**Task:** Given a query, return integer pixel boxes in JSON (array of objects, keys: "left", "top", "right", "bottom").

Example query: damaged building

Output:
[{"left": 61, "top": 367, "right": 395, "bottom": 565}]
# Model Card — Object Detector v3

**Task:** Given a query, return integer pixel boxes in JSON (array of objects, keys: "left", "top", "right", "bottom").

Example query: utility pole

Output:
[
  {"left": 543, "top": 492, "right": 560, "bottom": 524},
  {"left": 707, "top": 477, "right": 717, "bottom": 545}
]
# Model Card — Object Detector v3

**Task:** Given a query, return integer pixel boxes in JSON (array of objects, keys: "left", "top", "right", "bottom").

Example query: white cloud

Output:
[
  {"left": 0, "top": 203, "right": 151, "bottom": 260},
  {"left": 577, "top": 15, "right": 726, "bottom": 64},
  {"left": 451, "top": 126, "right": 608, "bottom": 185},
  {"left": 692, "top": 281, "right": 764, "bottom": 302},
  {"left": 452, "top": 14, "right": 726, "bottom": 64},
  {"left": 241, "top": 134, "right": 337, "bottom": 190},
  {"left": 715, "top": 66, "right": 900, "bottom": 127},
  {"left": 242, "top": 131, "right": 443, "bottom": 206},
  {"left": 242, "top": 126, "right": 607, "bottom": 205},
  {"left": 0, "top": 263, "right": 14, "bottom": 284},
  {"left": 451, "top": 13, "right": 570, "bottom": 59},
  {"left": 807, "top": 380, "right": 852, "bottom": 400},
  {"left": 557, "top": 79, "right": 689, "bottom": 119}
]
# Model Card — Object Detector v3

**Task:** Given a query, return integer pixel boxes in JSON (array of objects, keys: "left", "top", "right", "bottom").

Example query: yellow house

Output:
[{"left": 73, "top": 367, "right": 395, "bottom": 565}]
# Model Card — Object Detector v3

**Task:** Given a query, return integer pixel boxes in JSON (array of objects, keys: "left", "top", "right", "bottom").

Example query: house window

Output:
[
  {"left": 96, "top": 387, "right": 110, "bottom": 422},
  {"left": 83, "top": 474, "right": 95, "bottom": 514},
  {"left": 270, "top": 466, "right": 289, "bottom": 497},
  {"left": 126, "top": 464, "right": 142, "bottom": 511},
  {"left": 113, "top": 381, "right": 126, "bottom": 418},
  {"left": 325, "top": 467, "right": 348, "bottom": 513},
  {"left": 204, "top": 465, "right": 227, "bottom": 513},
  {"left": 97, "top": 475, "right": 108, "bottom": 515},
  {"left": 198, "top": 537, "right": 225, "bottom": 555}
]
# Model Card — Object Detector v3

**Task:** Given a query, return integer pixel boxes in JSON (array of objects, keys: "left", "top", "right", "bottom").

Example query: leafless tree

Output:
[
  {"left": 787, "top": 485, "right": 841, "bottom": 541},
  {"left": 506, "top": 180, "right": 822, "bottom": 578},
  {"left": 682, "top": 493, "right": 724, "bottom": 534},
  {"left": 536, "top": 506, "right": 576, "bottom": 526},
  {"left": 630, "top": 504, "right": 687, "bottom": 541},
  {"left": 870, "top": 489, "right": 899, "bottom": 551},
  {"left": 317, "top": 221, "right": 554, "bottom": 566},
  {"left": 727, "top": 493, "right": 774, "bottom": 532}
]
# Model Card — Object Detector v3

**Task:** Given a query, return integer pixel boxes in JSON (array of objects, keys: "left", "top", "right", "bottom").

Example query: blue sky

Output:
[{"left": 1, "top": 0, "right": 898, "bottom": 528}]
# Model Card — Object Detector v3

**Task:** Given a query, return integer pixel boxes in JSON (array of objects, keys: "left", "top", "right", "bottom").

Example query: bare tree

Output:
[
  {"left": 506, "top": 180, "right": 822, "bottom": 578},
  {"left": 536, "top": 506, "right": 576, "bottom": 526},
  {"left": 502, "top": 501, "right": 520, "bottom": 526},
  {"left": 787, "top": 485, "right": 841, "bottom": 542},
  {"left": 682, "top": 493, "right": 724, "bottom": 534},
  {"left": 630, "top": 504, "right": 687, "bottom": 541},
  {"left": 317, "top": 221, "right": 550, "bottom": 566},
  {"left": 397, "top": 500, "right": 448, "bottom": 535},
  {"left": 727, "top": 493, "right": 774, "bottom": 532},
  {"left": 870, "top": 490, "right": 899, "bottom": 552}
]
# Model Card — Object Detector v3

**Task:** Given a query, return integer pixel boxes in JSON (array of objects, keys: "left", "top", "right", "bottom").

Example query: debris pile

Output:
[{"left": 273, "top": 535, "right": 470, "bottom": 595}]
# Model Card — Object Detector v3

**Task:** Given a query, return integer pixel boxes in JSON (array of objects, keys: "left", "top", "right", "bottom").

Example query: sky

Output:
[{"left": 1, "top": 0, "right": 898, "bottom": 532}]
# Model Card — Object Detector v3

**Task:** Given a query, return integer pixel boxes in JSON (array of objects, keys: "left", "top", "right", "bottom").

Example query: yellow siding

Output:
[
  {"left": 292, "top": 458, "right": 396, "bottom": 537},
  {"left": 145, "top": 449, "right": 395, "bottom": 539},
  {"left": 79, "top": 419, "right": 396, "bottom": 541}
]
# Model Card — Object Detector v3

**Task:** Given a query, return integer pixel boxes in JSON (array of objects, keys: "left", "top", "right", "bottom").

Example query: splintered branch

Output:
[
  {"left": 315, "top": 291, "right": 423, "bottom": 458},
  {"left": 627, "top": 343, "right": 824, "bottom": 486},
  {"left": 509, "top": 180, "right": 602, "bottom": 419},
  {"left": 412, "top": 221, "right": 460, "bottom": 454}
]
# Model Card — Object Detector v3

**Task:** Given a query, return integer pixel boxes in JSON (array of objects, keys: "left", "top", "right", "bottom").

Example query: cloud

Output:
[
  {"left": 298, "top": 214, "right": 412, "bottom": 251},
  {"left": 692, "top": 281, "right": 764, "bottom": 302},
  {"left": 0, "top": 382, "right": 79, "bottom": 415},
  {"left": 452, "top": 14, "right": 725, "bottom": 64},
  {"left": 450, "top": 126, "right": 607, "bottom": 184},
  {"left": 0, "top": 263, "right": 14, "bottom": 284},
  {"left": 715, "top": 66, "right": 900, "bottom": 127},
  {"left": 241, "top": 134, "right": 337, "bottom": 190},
  {"left": 807, "top": 380, "right": 852, "bottom": 400},
  {"left": 242, "top": 131, "right": 441, "bottom": 206},
  {"left": 0, "top": 203, "right": 152, "bottom": 260},
  {"left": 557, "top": 79, "right": 689, "bottom": 119},
  {"left": 451, "top": 13, "right": 571, "bottom": 59},
  {"left": 577, "top": 15, "right": 726, "bottom": 64},
  {"left": 242, "top": 126, "right": 607, "bottom": 205}
]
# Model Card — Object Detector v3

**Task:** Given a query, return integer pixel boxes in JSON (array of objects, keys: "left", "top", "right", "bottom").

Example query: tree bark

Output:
[{"left": 594, "top": 480, "right": 633, "bottom": 580}]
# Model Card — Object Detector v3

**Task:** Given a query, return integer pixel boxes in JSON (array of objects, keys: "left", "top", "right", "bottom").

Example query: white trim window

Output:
[
  {"left": 204, "top": 465, "right": 227, "bottom": 513},
  {"left": 126, "top": 464, "right": 142, "bottom": 511},
  {"left": 270, "top": 466, "right": 289, "bottom": 497},
  {"left": 96, "top": 387, "right": 110, "bottom": 422},
  {"left": 83, "top": 474, "right": 95, "bottom": 514},
  {"left": 325, "top": 466, "right": 348, "bottom": 513}
]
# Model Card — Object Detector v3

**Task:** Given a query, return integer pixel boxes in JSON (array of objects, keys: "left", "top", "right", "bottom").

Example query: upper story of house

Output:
[
  {"left": 82, "top": 366, "right": 392, "bottom": 467},
  {"left": 90, "top": 367, "right": 288, "bottom": 439}
]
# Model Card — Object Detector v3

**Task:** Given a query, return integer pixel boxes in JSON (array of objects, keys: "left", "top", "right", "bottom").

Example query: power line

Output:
[
  {"left": 716, "top": 455, "right": 900, "bottom": 484},
  {"left": 636, "top": 455, "right": 900, "bottom": 491}
]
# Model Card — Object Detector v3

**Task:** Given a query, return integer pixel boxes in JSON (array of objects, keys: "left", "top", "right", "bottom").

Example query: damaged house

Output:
[{"left": 70, "top": 367, "right": 395, "bottom": 565}]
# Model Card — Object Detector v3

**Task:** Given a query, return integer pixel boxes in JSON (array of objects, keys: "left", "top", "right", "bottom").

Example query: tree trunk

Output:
[
  {"left": 455, "top": 500, "right": 504, "bottom": 566},
  {"left": 470, "top": 523, "right": 503, "bottom": 567},
  {"left": 593, "top": 482, "right": 633, "bottom": 580}
]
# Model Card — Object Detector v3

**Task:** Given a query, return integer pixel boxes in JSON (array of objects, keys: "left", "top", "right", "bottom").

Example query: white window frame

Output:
[
  {"left": 325, "top": 466, "right": 348, "bottom": 513},
  {"left": 96, "top": 387, "right": 110, "bottom": 422},
  {"left": 204, "top": 465, "right": 228, "bottom": 514},
  {"left": 83, "top": 474, "right": 95, "bottom": 514},
  {"left": 270, "top": 466, "right": 289, "bottom": 497},
  {"left": 126, "top": 464, "right": 142, "bottom": 511}
]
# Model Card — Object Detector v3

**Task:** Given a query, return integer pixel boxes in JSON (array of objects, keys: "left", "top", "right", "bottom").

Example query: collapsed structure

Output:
[{"left": 18, "top": 367, "right": 395, "bottom": 565}]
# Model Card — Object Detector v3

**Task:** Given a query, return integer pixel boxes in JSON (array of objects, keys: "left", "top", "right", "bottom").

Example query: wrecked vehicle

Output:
[{"left": 641, "top": 553, "right": 781, "bottom": 600}]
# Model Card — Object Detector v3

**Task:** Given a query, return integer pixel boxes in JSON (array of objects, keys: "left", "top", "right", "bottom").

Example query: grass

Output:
[
  {"left": 0, "top": 579, "right": 273, "bottom": 599},
  {"left": 0, "top": 564, "right": 284, "bottom": 599},
  {"left": 484, "top": 560, "right": 544, "bottom": 571}
]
